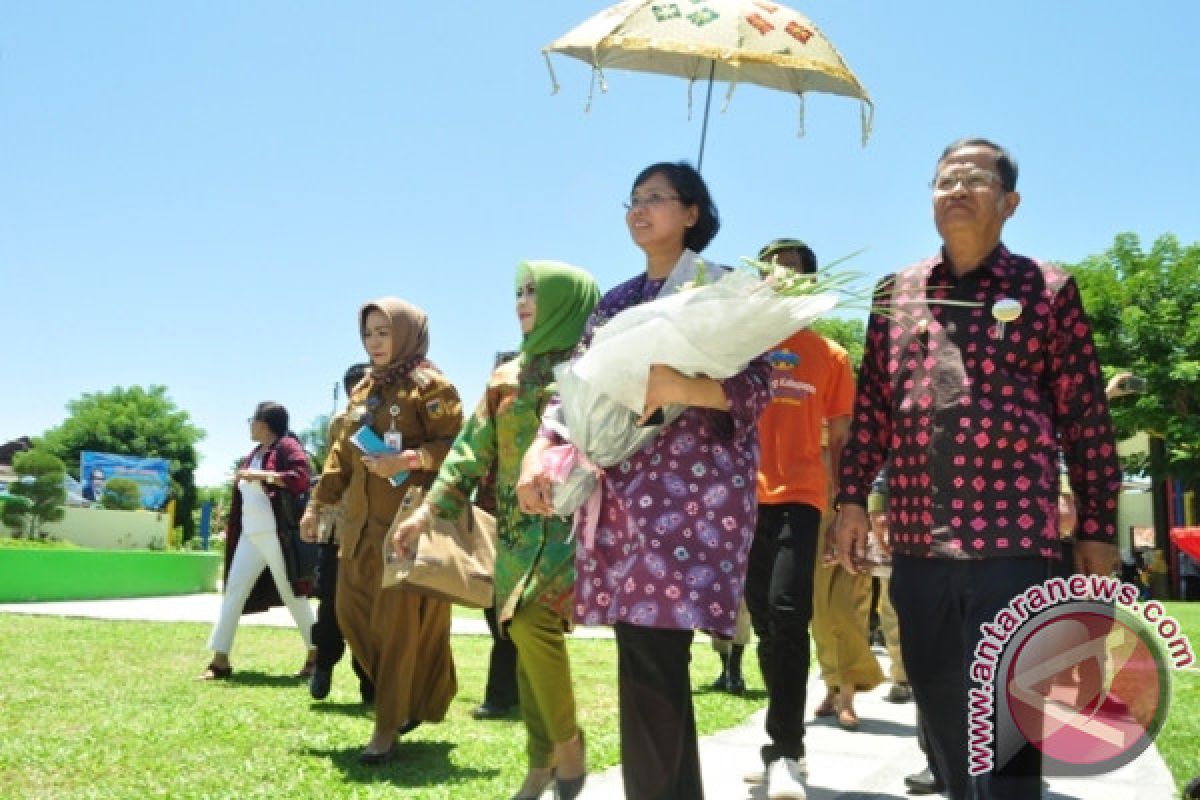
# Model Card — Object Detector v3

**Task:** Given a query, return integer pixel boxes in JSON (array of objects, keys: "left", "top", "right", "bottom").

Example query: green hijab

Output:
[{"left": 516, "top": 260, "right": 600, "bottom": 357}]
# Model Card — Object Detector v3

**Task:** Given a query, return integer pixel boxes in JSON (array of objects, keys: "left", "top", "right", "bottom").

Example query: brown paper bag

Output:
[{"left": 382, "top": 487, "right": 496, "bottom": 609}]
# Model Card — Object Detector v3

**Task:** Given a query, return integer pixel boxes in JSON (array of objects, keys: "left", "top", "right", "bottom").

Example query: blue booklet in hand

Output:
[{"left": 350, "top": 426, "right": 410, "bottom": 487}]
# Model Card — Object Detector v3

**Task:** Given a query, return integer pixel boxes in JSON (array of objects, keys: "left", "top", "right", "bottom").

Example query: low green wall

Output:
[{"left": 0, "top": 549, "right": 221, "bottom": 602}]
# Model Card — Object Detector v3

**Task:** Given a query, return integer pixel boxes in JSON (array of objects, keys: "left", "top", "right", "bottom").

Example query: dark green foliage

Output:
[
  {"left": 298, "top": 413, "right": 332, "bottom": 473},
  {"left": 37, "top": 386, "right": 205, "bottom": 539},
  {"left": 101, "top": 477, "right": 143, "bottom": 511},
  {"left": 1069, "top": 233, "right": 1200, "bottom": 483},
  {"left": 2, "top": 449, "right": 67, "bottom": 539},
  {"left": 812, "top": 316, "right": 866, "bottom": 368}
]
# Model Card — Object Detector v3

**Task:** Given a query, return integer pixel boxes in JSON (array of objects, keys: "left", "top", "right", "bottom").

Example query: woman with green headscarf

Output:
[{"left": 393, "top": 259, "right": 600, "bottom": 800}]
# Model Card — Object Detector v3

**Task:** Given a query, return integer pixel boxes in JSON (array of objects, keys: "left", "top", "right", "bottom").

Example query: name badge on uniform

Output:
[{"left": 384, "top": 431, "right": 403, "bottom": 451}]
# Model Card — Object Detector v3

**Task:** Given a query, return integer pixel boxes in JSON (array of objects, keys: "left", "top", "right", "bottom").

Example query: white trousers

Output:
[{"left": 207, "top": 529, "right": 315, "bottom": 655}]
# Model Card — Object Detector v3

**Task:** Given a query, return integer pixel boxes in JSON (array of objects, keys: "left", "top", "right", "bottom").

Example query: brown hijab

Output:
[{"left": 359, "top": 297, "right": 430, "bottom": 386}]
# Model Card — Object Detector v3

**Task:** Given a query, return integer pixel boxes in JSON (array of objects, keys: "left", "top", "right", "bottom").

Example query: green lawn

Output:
[
  {"left": 1157, "top": 601, "right": 1200, "bottom": 793},
  {"left": 1, "top": 603, "right": 1196, "bottom": 798},
  {"left": 0, "top": 616, "right": 762, "bottom": 799}
]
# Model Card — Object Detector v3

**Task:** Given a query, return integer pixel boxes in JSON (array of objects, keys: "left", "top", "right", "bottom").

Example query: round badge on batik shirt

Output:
[{"left": 992, "top": 297, "right": 1022, "bottom": 339}]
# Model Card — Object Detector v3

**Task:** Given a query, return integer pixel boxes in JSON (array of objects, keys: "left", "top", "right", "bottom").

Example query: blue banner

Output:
[{"left": 80, "top": 451, "right": 172, "bottom": 510}]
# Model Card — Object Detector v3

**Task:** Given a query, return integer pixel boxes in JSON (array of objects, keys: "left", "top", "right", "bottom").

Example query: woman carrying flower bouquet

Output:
[
  {"left": 518, "top": 162, "right": 772, "bottom": 800},
  {"left": 393, "top": 261, "right": 599, "bottom": 800},
  {"left": 299, "top": 297, "right": 463, "bottom": 764}
]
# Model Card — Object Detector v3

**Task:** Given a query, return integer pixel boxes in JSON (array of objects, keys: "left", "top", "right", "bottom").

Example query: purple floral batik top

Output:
[{"left": 566, "top": 270, "right": 771, "bottom": 637}]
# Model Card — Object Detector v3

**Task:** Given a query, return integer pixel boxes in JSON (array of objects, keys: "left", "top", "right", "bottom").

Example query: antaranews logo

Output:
[{"left": 967, "top": 574, "right": 1195, "bottom": 777}]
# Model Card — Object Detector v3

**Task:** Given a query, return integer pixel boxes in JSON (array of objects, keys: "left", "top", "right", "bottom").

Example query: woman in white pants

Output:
[{"left": 200, "top": 402, "right": 316, "bottom": 680}]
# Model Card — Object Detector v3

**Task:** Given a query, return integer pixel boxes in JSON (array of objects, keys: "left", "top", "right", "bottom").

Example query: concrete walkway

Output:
[{"left": 0, "top": 594, "right": 1179, "bottom": 799}]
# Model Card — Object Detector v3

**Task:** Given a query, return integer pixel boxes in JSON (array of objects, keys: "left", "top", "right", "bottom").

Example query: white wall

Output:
[
  {"left": 41, "top": 507, "right": 172, "bottom": 549},
  {"left": 1118, "top": 490, "right": 1154, "bottom": 556}
]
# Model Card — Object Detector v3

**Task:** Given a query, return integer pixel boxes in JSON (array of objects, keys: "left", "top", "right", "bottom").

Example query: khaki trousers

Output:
[
  {"left": 877, "top": 577, "right": 907, "bottom": 683},
  {"left": 811, "top": 522, "right": 884, "bottom": 693}
]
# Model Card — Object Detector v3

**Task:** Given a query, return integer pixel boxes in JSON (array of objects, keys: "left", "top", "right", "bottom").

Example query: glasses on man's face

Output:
[
  {"left": 623, "top": 192, "right": 680, "bottom": 211},
  {"left": 932, "top": 168, "right": 1002, "bottom": 193}
]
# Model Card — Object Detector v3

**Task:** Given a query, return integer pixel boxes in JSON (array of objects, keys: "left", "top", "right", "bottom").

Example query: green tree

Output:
[
  {"left": 1, "top": 450, "right": 67, "bottom": 539},
  {"left": 38, "top": 386, "right": 205, "bottom": 538},
  {"left": 101, "top": 477, "right": 143, "bottom": 511},
  {"left": 1069, "top": 233, "right": 1200, "bottom": 482},
  {"left": 812, "top": 316, "right": 866, "bottom": 369},
  {"left": 298, "top": 414, "right": 332, "bottom": 473}
]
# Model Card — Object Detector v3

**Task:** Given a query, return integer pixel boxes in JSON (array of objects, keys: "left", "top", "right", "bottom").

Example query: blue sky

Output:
[{"left": 2, "top": 2, "right": 1197, "bottom": 486}]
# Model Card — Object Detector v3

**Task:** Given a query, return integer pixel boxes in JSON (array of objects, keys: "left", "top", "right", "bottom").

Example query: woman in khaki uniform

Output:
[
  {"left": 301, "top": 296, "right": 463, "bottom": 764},
  {"left": 812, "top": 427, "right": 883, "bottom": 730}
]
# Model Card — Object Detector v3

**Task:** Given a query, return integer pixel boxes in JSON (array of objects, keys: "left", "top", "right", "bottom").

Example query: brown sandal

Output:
[
  {"left": 837, "top": 705, "right": 860, "bottom": 731},
  {"left": 293, "top": 653, "right": 318, "bottom": 679},
  {"left": 198, "top": 662, "right": 233, "bottom": 680},
  {"left": 814, "top": 693, "right": 838, "bottom": 717}
]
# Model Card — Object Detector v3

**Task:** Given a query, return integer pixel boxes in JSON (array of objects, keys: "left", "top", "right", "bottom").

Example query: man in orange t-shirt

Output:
[{"left": 743, "top": 239, "right": 856, "bottom": 796}]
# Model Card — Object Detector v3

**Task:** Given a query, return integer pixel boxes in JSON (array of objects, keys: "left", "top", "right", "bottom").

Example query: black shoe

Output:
[
  {"left": 885, "top": 682, "right": 913, "bottom": 703},
  {"left": 904, "top": 767, "right": 944, "bottom": 795},
  {"left": 556, "top": 773, "right": 586, "bottom": 800},
  {"left": 309, "top": 668, "right": 332, "bottom": 700},
  {"left": 726, "top": 672, "right": 746, "bottom": 695},
  {"left": 357, "top": 745, "right": 394, "bottom": 766},
  {"left": 555, "top": 730, "right": 586, "bottom": 800},
  {"left": 710, "top": 670, "right": 730, "bottom": 692},
  {"left": 471, "top": 701, "right": 513, "bottom": 720}
]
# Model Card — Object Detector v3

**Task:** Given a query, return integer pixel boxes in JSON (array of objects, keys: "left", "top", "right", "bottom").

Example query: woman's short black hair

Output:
[
  {"left": 631, "top": 161, "right": 720, "bottom": 252},
  {"left": 253, "top": 401, "right": 289, "bottom": 437}
]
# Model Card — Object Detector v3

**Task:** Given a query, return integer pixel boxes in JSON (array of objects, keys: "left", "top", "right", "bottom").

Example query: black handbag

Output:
[{"left": 270, "top": 438, "right": 319, "bottom": 587}]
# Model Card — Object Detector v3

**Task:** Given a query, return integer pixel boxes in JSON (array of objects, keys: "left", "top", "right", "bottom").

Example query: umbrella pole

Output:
[{"left": 696, "top": 61, "right": 716, "bottom": 172}]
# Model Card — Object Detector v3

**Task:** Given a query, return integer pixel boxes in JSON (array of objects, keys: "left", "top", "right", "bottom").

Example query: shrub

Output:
[
  {"left": 2, "top": 450, "right": 66, "bottom": 539},
  {"left": 101, "top": 478, "right": 143, "bottom": 511}
]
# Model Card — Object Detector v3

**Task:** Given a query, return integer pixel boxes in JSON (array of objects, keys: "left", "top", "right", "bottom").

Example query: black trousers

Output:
[
  {"left": 742, "top": 502, "right": 821, "bottom": 762},
  {"left": 482, "top": 603, "right": 518, "bottom": 707},
  {"left": 891, "top": 555, "right": 1049, "bottom": 800},
  {"left": 916, "top": 710, "right": 944, "bottom": 784},
  {"left": 614, "top": 622, "right": 704, "bottom": 800},
  {"left": 311, "top": 543, "right": 371, "bottom": 690}
]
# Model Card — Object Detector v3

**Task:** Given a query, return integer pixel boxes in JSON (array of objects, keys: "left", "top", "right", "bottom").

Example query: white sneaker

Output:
[{"left": 766, "top": 757, "right": 808, "bottom": 800}]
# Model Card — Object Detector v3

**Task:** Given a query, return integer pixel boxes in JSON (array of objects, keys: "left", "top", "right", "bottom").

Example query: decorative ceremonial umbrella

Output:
[
  {"left": 543, "top": 0, "right": 872, "bottom": 169},
  {"left": 1170, "top": 526, "right": 1200, "bottom": 562}
]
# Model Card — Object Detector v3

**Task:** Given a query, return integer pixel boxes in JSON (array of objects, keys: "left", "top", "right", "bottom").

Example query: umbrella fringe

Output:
[
  {"left": 860, "top": 100, "right": 874, "bottom": 147},
  {"left": 584, "top": 67, "right": 610, "bottom": 113},
  {"left": 721, "top": 80, "right": 738, "bottom": 113},
  {"left": 543, "top": 53, "right": 561, "bottom": 96}
]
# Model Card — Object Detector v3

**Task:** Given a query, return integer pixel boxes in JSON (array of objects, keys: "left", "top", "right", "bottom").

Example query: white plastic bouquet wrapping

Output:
[{"left": 542, "top": 261, "right": 842, "bottom": 517}]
